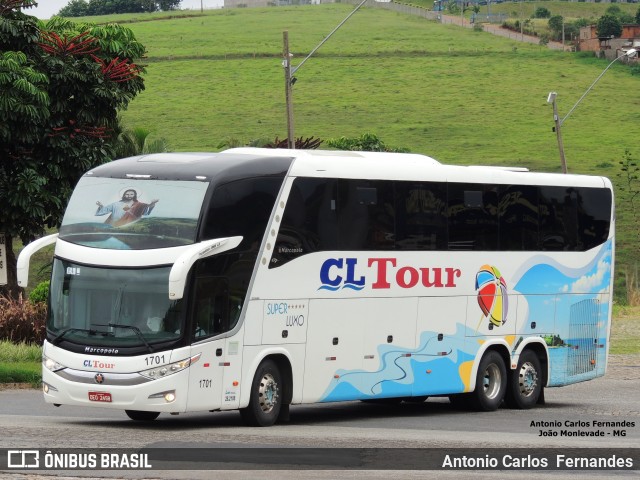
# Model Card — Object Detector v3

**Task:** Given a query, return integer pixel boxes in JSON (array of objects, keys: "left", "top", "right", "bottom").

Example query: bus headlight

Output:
[
  {"left": 148, "top": 390, "right": 176, "bottom": 403},
  {"left": 43, "top": 354, "right": 66, "bottom": 372},
  {"left": 139, "top": 353, "right": 201, "bottom": 380},
  {"left": 42, "top": 382, "right": 58, "bottom": 393}
]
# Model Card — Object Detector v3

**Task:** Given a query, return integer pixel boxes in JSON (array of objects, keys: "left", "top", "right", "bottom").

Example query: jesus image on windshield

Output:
[{"left": 95, "top": 189, "right": 159, "bottom": 227}]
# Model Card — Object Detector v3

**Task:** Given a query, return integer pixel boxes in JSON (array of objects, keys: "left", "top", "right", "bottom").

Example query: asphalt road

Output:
[{"left": 0, "top": 362, "right": 638, "bottom": 479}]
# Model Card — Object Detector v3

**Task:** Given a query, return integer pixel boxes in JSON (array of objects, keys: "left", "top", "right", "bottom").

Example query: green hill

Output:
[{"left": 54, "top": 4, "right": 640, "bottom": 298}]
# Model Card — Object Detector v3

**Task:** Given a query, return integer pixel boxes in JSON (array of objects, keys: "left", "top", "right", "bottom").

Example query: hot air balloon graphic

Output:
[{"left": 475, "top": 265, "right": 508, "bottom": 329}]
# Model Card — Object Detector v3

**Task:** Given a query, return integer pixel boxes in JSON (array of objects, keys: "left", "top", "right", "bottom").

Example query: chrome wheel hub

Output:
[
  {"left": 518, "top": 362, "right": 538, "bottom": 397},
  {"left": 258, "top": 373, "right": 278, "bottom": 413},
  {"left": 482, "top": 363, "right": 502, "bottom": 400}
]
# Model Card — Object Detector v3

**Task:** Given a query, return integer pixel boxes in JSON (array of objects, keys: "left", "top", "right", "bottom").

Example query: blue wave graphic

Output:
[
  {"left": 318, "top": 285, "right": 340, "bottom": 291},
  {"left": 317, "top": 284, "right": 365, "bottom": 291}
]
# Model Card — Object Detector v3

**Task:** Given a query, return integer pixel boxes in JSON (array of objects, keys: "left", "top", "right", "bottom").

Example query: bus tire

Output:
[
  {"left": 505, "top": 349, "right": 542, "bottom": 409},
  {"left": 471, "top": 350, "right": 506, "bottom": 411},
  {"left": 240, "top": 359, "right": 282, "bottom": 427},
  {"left": 125, "top": 410, "right": 160, "bottom": 421}
]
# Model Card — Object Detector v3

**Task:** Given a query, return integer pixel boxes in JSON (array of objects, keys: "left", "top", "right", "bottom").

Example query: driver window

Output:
[{"left": 191, "top": 276, "right": 230, "bottom": 340}]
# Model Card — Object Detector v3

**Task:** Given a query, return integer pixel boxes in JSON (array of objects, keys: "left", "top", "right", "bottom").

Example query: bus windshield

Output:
[
  {"left": 58, "top": 176, "right": 209, "bottom": 250},
  {"left": 48, "top": 259, "right": 183, "bottom": 350}
]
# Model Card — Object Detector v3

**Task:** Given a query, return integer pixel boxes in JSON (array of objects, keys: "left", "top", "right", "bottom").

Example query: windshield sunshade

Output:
[{"left": 59, "top": 177, "right": 209, "bottom": 249}]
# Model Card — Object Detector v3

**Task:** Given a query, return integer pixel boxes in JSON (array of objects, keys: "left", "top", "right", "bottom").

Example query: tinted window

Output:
[
  {"left": 201, "top": 177, "right": 283, "bottom": 252},
  {"left": 396, "top": 182, "right": 447, "bottom": 250},
  {"left": 192, "top": 252, "right": 251, "bottom": 339},
  {"left": 271, "top": 178, "right": 611, "bottom": 263},
  {"left": 578, "top": 188, "right": 612, "bottom": 251},
  {"left": 539, "top": 186, "right": 579, "bottom": 251},
  {"left": 271, "top": 178, "right": 337, "bottom": 267},
  {"left": 448, "top": 183, "right": 499, "bottom": 251},
  {"left": 337, "top": 179, "right": 396, "bottom": 250},
  {"left": 500, "top": 185, "right": 539, "bottom": 250}
]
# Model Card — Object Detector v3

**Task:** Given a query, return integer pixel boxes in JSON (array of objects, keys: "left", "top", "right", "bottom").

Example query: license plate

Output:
[{"left": 88, "top": 391, "right": 112, "bottom": 403}]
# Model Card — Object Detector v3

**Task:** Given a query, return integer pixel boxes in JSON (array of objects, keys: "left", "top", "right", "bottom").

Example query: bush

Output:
[
  {"left": 0, "top": 295, "right": 46, "bottom": 344},
  {"left": 28, "top": 281, "right": 49, "bottom": 305},
  {"left": 0, "top": 340, "right": 42, "bottom": 362},
  {"left": 326, "top": 133, "right": 409, "bottom": 153},
  {"left": 534, "top": 7, "right": 551, "bottom": 19}
]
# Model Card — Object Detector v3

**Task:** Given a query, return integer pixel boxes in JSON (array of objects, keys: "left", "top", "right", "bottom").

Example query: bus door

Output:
[{"left": 186, "top": 275, "right": 232, "bottom": 412}]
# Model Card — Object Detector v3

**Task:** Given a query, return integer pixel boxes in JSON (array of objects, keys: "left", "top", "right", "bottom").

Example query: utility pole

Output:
[
  {"left": 281, "top": 0, "right": 370, "bottom": 149},
  {"left": 549, "top": 93, "right": 567, "bottom": 174},
  {"left": 283, "top": 31, "right": 295, "bottom": 150},
  {"left": 546, "top": 48, "right": 637, "bottom": 174}
]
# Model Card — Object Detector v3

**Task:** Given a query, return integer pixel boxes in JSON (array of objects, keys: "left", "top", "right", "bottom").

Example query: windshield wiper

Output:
[
  {"left": 95, "top": 323, "right": 154, "bottom": 353},
  {"left": 52, "top": 327, "right": 101, "bottom": 345}
]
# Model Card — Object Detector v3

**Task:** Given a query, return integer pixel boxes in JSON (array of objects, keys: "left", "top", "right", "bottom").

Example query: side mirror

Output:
[
  {"left": 168, "top": 236, "right": 243, "bottom": 300},
  {"left": 17, "top": 233, "right": 59, "bottom": 287}
]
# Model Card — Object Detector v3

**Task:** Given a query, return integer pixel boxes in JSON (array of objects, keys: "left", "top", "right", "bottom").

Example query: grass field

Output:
[
  {"left": 95, "top": 5, "right": 640, "bottom": 270},
  {"left": 611, "top": 305, "right": 640, "bottom": 354},
  {"left": 404, "top": 0, "right": 639, "bottom": 20},
  {"left": 0, "top": 342, "right": 42, "bottom": 386},
  {"left": 114, "top": 6, "right": 638, "bottom": 171}
]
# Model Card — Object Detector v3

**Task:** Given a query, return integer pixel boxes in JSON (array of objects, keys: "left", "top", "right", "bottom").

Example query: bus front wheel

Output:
[
  {"left": 471, "top": 350, "right": 507, "bottom": 411},
  {"left": 125, "top": 410, "right": 160, "bottom": 421},
  {"left": 505, "top": 349, "right": 542, "bottom": 409},
  {"left": 240, "top": 359, "right": 282, "bottom": 427}
]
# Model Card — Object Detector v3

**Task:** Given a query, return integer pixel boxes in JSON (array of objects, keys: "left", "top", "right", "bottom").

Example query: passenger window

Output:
[
  {"left": 539, "top": 186, "right": 579, "bottom": 251},
  {"left": 448, "top": 183, "right": 499, "bottom": 251},
  {"left": 578, "top": 188, "right": 611, "bottom": 250},
  {"left": 499, "top": 185, "right": 539, "bottom": 250},
  {"left": 337, "top": 179, "right": 395, "bottom": 251},
  {"left": 396, "top": 182, "right": 447, "bottom": 251},
  {"left": 271, "top": 178, "right": 337, "bottom": 268}
]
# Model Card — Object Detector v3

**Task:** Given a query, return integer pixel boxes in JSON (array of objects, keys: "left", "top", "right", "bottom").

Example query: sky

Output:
[{"left": 25, "top": 0, "right": 223, "bottom": 19}]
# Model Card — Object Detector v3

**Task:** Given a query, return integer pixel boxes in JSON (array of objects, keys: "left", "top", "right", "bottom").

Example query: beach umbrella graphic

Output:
[{"left": 475, "top": 265, "right": 508, "bottom": 328}]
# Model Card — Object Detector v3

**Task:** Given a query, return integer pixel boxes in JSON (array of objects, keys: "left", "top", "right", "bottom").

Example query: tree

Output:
[
  {"left": 596, "top": 14, "right": 623, "bottom": 39},
  {"left": 57, "top": 0, "right": 89, "bottom": 17},
  {"left": 0, "top": 1, "right": 146, "bottom": 293},
  {"left": 58, "top": 0, "right": 181, "bottom": 17},
  {"left": 548, "top": 15, "right": 564, "bottom": 41},
  {"left": 604, "top": 4, "right": 634, "bottom": 24},
  {"left": 533, "top": 7, "right": 551, "bottom": 19},
  {"left": 114, "top": 126, "right": 170, "bottom": 158},
  {"left": 636, "top": 7, "right": 640, "bottom": 25}
]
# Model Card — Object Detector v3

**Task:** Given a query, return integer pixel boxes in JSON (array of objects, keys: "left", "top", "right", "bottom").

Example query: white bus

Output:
[{"left": 18, "top": 148, "right": 614, "bottom": 426}]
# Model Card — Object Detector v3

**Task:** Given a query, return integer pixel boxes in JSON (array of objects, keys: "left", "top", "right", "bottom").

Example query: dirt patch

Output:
[{"left": 0, "top": 382, "right": 37, "bottom": 391}]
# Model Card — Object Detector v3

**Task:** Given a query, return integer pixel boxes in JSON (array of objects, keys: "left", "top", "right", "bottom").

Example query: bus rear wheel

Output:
[
  {"left": 125, "top": 410, "right": 160, "bottom": 421},
  {"left": 505, "top": 350, "right": 542, "bottom": 409},
  {"left": 240, "top": 359, "right": 282, "bottom": 427},
  {"left": 471, "top": 350, "right": 507, "bottom": 411}
]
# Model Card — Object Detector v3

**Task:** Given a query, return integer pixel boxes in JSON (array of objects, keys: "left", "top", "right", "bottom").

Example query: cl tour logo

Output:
[
  {"left": 319, "top": 257, "right": 461, "bottom": 291},
  {"left": 475, "top": 264, "right": 508, "bottom": 329}
]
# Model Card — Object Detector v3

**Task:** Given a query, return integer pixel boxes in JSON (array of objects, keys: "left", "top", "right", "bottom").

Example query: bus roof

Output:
[
  {"left": 87, "top": 149, "right": 611, "bottom": 190},
  {"left": 85, "top": 152, "right": 293, "bottom": 182},
  {"left": 226, "top": 148, "right": 611, "bottom": 189}
]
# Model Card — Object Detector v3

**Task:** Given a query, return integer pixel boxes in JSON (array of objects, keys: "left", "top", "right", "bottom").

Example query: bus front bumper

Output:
[{"left": 42, "top": 367, "right": 190, "bottom": 413}]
